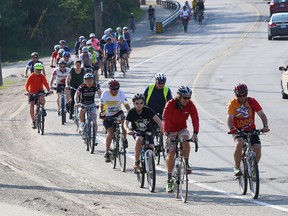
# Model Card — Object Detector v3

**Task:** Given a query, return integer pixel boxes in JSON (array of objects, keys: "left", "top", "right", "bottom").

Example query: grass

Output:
[{"left": 0, "top": 79, "right": 18, "bottom": 90}]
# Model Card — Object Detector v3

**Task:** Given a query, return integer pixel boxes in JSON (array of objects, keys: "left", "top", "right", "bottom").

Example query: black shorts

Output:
[
  {"left": 56, "top": 84, "right": 65, "bottom": 93},
  {"left": 28, "top": 90, "right": 45, "bottom": 103},
  {"left": 135, "top": 131, "right": 154, "bottom": 145},
  {"left": 103, "top": 110, "right": 124, "bottom": 129},
  {"left": 106, "top": 53, "right": 114, "bottom": 60},
  {"left": 119, "top": 50, "right": 127, "bottom": 58},
  {"left": 234, "top": 129, "right": 261, "bottom": 146}
]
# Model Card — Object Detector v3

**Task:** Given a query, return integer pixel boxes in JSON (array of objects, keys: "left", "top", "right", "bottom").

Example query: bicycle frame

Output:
[{"left": 83, "top": 105, "right": 97, "bottom": 153}]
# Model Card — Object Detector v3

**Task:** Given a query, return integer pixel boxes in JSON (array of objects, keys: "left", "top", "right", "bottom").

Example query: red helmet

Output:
[
  {"left": 234, "top": 83, "right": 248, "bottom": 95},
  {"left": 108, "top": 79, "right": 120, "bottom": 90}
]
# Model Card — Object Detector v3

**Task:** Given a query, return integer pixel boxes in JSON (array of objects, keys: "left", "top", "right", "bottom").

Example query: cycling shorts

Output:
[
  {"left": 165, "top": 129, "right": 190, "bottom": 153},
  {"left": 233, "top": 129, "right": 261, "bottom": 146},
  {"left": 56, "top": 84, "right": 65, "bottom": 93},
  {"left": 135, "top": 131, "right": 154, "bottom": 146},
  {"left": 103, "top": 110, "right": 124, "bottom": 129},
  {"left": 28, "top": 90, "right": 45, "bottom": 103},
  {"left": 80, "top": 103, "right": 97, "bottom": 115},
  {"left": 106, "top": 53, "right": 114, "bottom": 60},
  {"left": 119, "top": 50, "right": 128, "bottom": 58}
]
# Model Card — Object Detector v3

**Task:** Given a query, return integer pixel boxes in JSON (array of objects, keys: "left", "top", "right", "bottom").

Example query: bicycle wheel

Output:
[
  {"left": 248, "top": 154, "right": 260, "bottom": 199},
  {"left": 110, "top": 136, "right": 118, "bottom": 169},
  {"left": 89, "top": 122, "right": 95, "bottom": 154},
  {"left": 160, "top": 135, "right": 166, "bottom": 162},
  {"left": 61, "top": 96, "right": 66, "bottom": 125},
  {"left": 179, "top": 159, "right": 189, "bottom": 202},
  {"left": 86, "top": 122, "right": 91, "bottom": 151},
  {"left": 238, "top": 158, "right": 248, "bottom": 195},
  {"left": 104, "top": 59, "right": 108, "bottom": 78},
  {"left": 137, "top": 161, "right": 145, "bottom": 188},
  {"left": 146, "top": 150, "right": 156, "bottom": 192},
  {"left": 118, "top": 146, "right": 126, "bottom": 172},
  {"left": 154, "top": 134, "right": 161, "bottom": 165},
  {"left": 37, "top": 107, "right": 41, "bottom": 134},
  {"left": 121, "top": 58, "right": 126, "bottom": 77},
  {"left": 39, "top": 107, "right": 45, "bottom": 135},
  {"left": 174, "top": 158, "right": 181, "bottom": 199},
  {"left": 74, "top": 107, "right": 79, "bottom": 131}
]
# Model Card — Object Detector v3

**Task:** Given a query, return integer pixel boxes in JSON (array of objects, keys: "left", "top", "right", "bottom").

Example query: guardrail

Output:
[{"left": 155, "top": 0, "right": 181, "bottom": 33}]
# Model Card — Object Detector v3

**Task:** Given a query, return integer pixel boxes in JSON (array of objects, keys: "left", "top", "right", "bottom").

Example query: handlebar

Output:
[
  {"left": 170, "top": 138, "right": 198, "bottom": 152},
  {"left": 25, "top": 92, "right": 51, "bottom": 97},
  {"left": 228, "top": 129, "right": 264, "bottom": 136}
]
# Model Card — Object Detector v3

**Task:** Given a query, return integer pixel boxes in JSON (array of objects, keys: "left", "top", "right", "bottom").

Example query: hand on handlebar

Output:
[
  {"left": 262, "top": 127, "right": 270, "bottom": 133},
  {"left": 229, "top": 127, "right": 238, "bottom": 134},
  {"left": 191, "top": 133, "right": 198, "bottom": 143}
]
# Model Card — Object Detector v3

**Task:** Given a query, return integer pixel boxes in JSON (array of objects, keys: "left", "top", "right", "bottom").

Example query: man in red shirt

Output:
[
  {"left": 162, "top": 86, "right": 199, "bottom": 193},
  {"left": 24, "top": 63, "right": 51, "bottom": 129}
]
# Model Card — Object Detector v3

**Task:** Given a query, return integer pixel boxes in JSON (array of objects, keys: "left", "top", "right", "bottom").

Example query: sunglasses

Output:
[
  {"left": 157, "top": 82, "right": 165, "bottom": 85},
  {"left": 182, "top": 96, "right": 191, "bottom": 100},
  {"left": 135, "top": 102, "right": 144, "bottom": 105},
  {"left": 237, "top": 94, "right": 247, "bottom": 98},
  {"left": 60, "top": 66, "right": 66, "bottom": 68},
  {"left": 110, "top": 88, "right": 119, "bottom": 90},
  {"left": 32, "top": 56, "right": 38, "bottom": 59}
]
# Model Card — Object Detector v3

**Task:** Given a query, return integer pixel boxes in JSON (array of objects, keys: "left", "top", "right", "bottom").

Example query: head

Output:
[
  {"left": 155, "top": 73, "right": 166, "bottom": 89},
  {"left": 82, "top": 46, "right": 88, "bottom": 54},
  {"left": 89, "top": 33, "right": 96, "bottom": 40},
  {"left": 106, "top": 37, "right": 112, "bottom": 44},
  {"left": 234, "top": 83, "right": 248, "bottom": 103},
  {"left": 79, "top": 35, "right": 85, "bottom": 42},
  {"left": 54, "top": 45, "right": 60, "bottom": 51},
  {"left": 118, "top": 35, "right": 124, "bottom": 42},
  {"left": 183, "top": 5, "right": 187, "bottom": 10},
  {"left": 86, "top": 41, "right": 92, "bottom": 46},
  {"left": 82, "top": 39, "right": 87, "bottom": 45},
  {"left": 88, "top": 46, "right": 94, "bottom": 53},
  {"left": 177, "top": 86, "right": 192, "bottom": 106},
  {"left": 58, "top": 49, "right": 65, "bottom": 57},
  {"left": 31, "top": 52, "right": 39, "bottom": 62},
  {"left": 130, "top": 12, "right": 134, "bottom": 16},
  {"left": 84, "top": 73, "right": 94, "bottom": 87},
  {"left": 58, "top": 60, "right": 67, "bottom": 71},
  {"left": 123, "top": 27, "right": 128, "bottom": 32},
  {"left": 59, "top": 40, "right": 66, "bottom": 48},
  {"left": 132, "top": 93, "right": 145, "bottom": 110},
  {"left": 108, "top": 79, "right": 120, "bottom": 95},
  {"left": 116, "top": 27, "right": 122, "bottom": 33},
  {"left": 34, "top": 63, "right": 43, "bottom": 75},
  {"left": 63, "top": 51, "right": 71, "bottom": 59},
  {"left": 149, "top": 5, "right": 152, "bottom": 8},
  {"left": 74, "top": 60, "right": 81, "bottom": 69}
]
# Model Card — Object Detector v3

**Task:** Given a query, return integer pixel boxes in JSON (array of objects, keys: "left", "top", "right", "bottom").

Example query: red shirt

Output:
[
  {"left": 24, "top": 72, "right": 50, "bottom": 94},
  {"left": 162, "top": 99, "right": 199, "bottom": 134}
]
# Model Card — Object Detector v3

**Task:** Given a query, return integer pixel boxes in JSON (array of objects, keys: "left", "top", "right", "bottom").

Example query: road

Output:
[{"left": 1, "top": 0, "right": 288, "bottom": 215}]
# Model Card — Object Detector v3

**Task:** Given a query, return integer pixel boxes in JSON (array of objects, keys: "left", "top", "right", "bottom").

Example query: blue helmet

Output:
[{"left": 177, "top": 86, "right": 192, "bottom": 96}]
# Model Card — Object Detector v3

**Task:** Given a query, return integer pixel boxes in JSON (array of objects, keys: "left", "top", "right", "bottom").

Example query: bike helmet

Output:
[
  {"left": 58, "top": 60, "right": 67, "bottom": 66},
  {"left": 132, "top": 93, "right": 145, "bottom": 102},
  {"left": 58, "top": 49, "right": 65, "bottom": 56},
  {"left": 118, "top": 35, "right": 124, "bottom": 40},
  {"left": 86, "top": 41, "right": 92, "bottom": 46},
  {"left": 155, "top": 73, "right": 166, "bottom": 83},
  {"left": 31, "top": 52, "right": 39, "bottom": 57},
  {"left": 177, "top": 86, "right": 192, "bottom": 96},
  {"left": 54, "top": 45, "right": 60, "bottom": 51},
  {"left": 59, "top": 40, "right": 66, "bottom": 45},
  {"left": 234, "top": 83, "right": 248, "bottom": 95},
  {"left": 108, "top": 79, "right": 120, "bottom": 90},
  {"left": 34, "top": 63, "right": 43, "bottom": 70},
  {"left": 116, "top": 27, "right": 122, "bottom": 32},
  {"left": 82, "top": 46, "right": 88, "bottom": 53},
  {"left": 89, "top": 33, "right": 96, "bottom": 38},
  {"left": 63, "top": 51, "right": 71, "bottom": 58},
  {"left": 79, "top": 35, "right": 85, "bottom": 41},
  {"left": 82, "top": 39, "right": 87, "bottom": 44},
  {"left": 84, "top": 73, "right": 94, "bottom": 79},
  {"left": 106, "top": 37, "right": 112, "bottom": 41},
  {"left": 88, "top": 46, "right": 94, "bottom": 52},
  {"left": 123, "top": 27, "right": 128, "bottom": 30}
]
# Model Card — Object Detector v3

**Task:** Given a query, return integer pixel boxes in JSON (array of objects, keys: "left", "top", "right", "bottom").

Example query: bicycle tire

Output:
[
  {"left": 121, "top": 58, "right": 126, "bottom": 77},
  {"left": 137, "top": 161, "right": 145, "bottom": 188},
  {"left": 238, "top": 158, "right": 248, "bottom": 195},
  {"left": 110, "top": 137, "right": 118, "bottom": 169},
  {"left": 89, "top": 122, "right": 95, "bottom": 154},
  {"left": 104, "top": 60, "right": 108, "bottom": 78},
  {"left": 174, "top": 157, "right": 181, "bottom": 199},
  {"left": 249, "top": 154, "right": 260, "bottom": 199},
  {"left": 61, "top": 96, "right": 66, "bottom": 125},
  {"left": 179, "top": 159, "right": 189, "bottom": 202},
  {"left": 146, "top": 150, "right": 156, "bottom": 192},
  {"left": 74, "top": 107, "right": 79, "bottom": 131},
  {"left": 154, "top": 134, "right": 161, "bottom": 165},
  {"left": 86, "top": 122, "right": 91, "bottom": 151},
  {"left": 118, "top": 146, "right": 126, "bottom": 172},
  {"left": 37, "top": 107, "right": 41, "bottom": 134},
  {"left": 40, "top": 107, "right": 45, "bottom": 135}
]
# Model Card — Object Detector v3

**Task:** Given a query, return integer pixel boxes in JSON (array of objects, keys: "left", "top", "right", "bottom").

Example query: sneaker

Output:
[
  {"left": 104, "top": 152, "right": 111, "bottom": 163},
  {"left": 31, "top": 121, "right": 36, "bottom": 129},
  {"left": 79, "top": 122, "right": 85, "bottom": 132},
  {"left": 133, "top": 162, "right": 140, "bottom": 170},
  {"left": 234, "top": 167, "right": 243, "bottom": 177},
  {"left": 95, "top": 139, "right": 98, "bottom": 146},
  {"left": 166, "top": 179, "right": 174, "bottom": 193},
  {"left": 186, "top": 163, "right": 192, "bottom": 174},
  {"left": 122, "top": 138, "right": 128, "bottom": 148},
  {"left": 43, "top": 109, "right": 47, "bottom": 117}
]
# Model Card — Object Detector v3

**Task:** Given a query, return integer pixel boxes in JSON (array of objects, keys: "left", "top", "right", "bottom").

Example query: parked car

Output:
[
  {"left": 268, "top": 12, "right": 288, "bottom": 40},
  {"left": 279, "top": 66, "right": 288, "bottom": 99},
  {"left": 268, "top": 0, "right": 288, "bottom": 16}
]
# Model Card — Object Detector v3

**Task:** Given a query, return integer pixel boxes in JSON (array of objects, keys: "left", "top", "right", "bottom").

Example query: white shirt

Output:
[{"left": 100, "top": 89, "right": 128, "bottom": 116}]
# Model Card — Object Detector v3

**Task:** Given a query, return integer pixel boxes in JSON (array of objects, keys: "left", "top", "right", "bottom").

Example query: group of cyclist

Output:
[{"left": 180, "top": 0, "right": 205, "bottom": 28}]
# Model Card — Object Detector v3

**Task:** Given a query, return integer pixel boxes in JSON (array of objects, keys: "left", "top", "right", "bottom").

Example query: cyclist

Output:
[
  {"left": 75, "top": 73, "right": 101, "bottom": 144},
  {"left": 184, "top": 1, "right": 191, "bottom": 13},
  {"left": 88, "top": 46, "right": 100, "bottom": 82},
  {"left": 24, "top": 63, "right": 51, "bottom": 129},
  {"left": 79, "top": 46, "right": 93, "bottom": 71},
  {"left": 143, "top": 73, "right": 172, "bottom": 151},
  {"left": 227, "top": 83, "right": 270, "bottom": 176},
  {"left": 104, "top": 37, "right": 116, "bottom": 75},
  {"left": 50, "top": 45, "right": 60, "bottom": 68},
  {"left": 49, "top": 61, "right": 71, "bottom": 116},
  {"left": 24, "top": 52, "right": 46, "bottom": 78},
  {"left": 123, "top": 27, "right": 132, "bottom": 51},
  {"left": 59, "top": 40, "right": 71, "bottom": 53},
  {"left": 87, "top": 33, "right": 100, "bottom": 51},
  {"left": 163, "top": 86, "right": 199, "bottom": 193},
  {"left": 129, "top": 13, "right": 136, "bottom": 33},
  {"left": 115, "top": 27, "right": 125, "bottom": 41},
  {"left": 192, "top": 0, "right": 198, "bottom": 21},
  {"left": 124, "top": 93, "right": 163, "bottom": 170},
  {"left": 197, "top": 0, "right": 205, "bottom": 12},
  {"left": 74, "top": 35, "right": 85, "bottom": 58},
  {"left": 100, "top": 79, "right": 130, "bottom": 162},
  {"left": 116, "top": 36, "right": 130, "bottom": 71},
  {"left": 148, "top": 5, "right": 155, "bottom": 20},
  {"left": 180, "top": 5, "right": 190, "bottom": 20},
  {"left": 65, "top": 60, "right": 86, "bottom": 120},
  {"left": 60, "top": 52, "right": 74, "bottom": 69},
  {"left": 56, "top": 49, "right": 65, "bottom": 66}
]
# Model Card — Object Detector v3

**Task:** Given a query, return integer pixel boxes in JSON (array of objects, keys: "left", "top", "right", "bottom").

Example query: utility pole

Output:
[
  {"left": 94, "top": 0, "right": 103, "bottom": 38},
  {"left": 0, "top": 46, "right": 3, "bottom": 86}
]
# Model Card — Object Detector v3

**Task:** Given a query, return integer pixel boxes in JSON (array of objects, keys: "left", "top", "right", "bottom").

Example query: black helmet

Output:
[
  {"left": 132, "top": 93, "right": 145, "bottom": 102},
  {"left": 177, "top": 86, "right": 192, "bottom": 96},
  {"left": 234, "top": 83, "right": 248, "bottom": 95}
]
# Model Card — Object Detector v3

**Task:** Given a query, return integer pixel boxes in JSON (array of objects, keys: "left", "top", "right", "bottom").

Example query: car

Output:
[
  {"left": 279, "top": 66, "right": 288, "bottom": 99},
  {"left": 268, "top": 12, "right": 288, "bottom": 40},
  {"left": 268, "top": 0, "right": 288, "bottom": 16}
]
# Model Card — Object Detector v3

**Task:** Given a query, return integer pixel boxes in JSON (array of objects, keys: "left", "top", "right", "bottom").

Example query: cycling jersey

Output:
[
  {"left": 100, "top": 89, "right": 128, "bottom": 116},
  {"left": 26, "top": 60, "right": 44, "bottom": 73},
  {"left": 143, "top": 84, "right": 172, "bottom": 115},
  {"left": 148, "top": 8, "right": 155, "bottom": 17},
  {"left": 227, "top": 97, "right": 262, "bottom": 130},
  {"left": 87, "top": 38, "right": 100, "bottom": 50},
  {"left": 104, "top": 43, "right": 116, "bottom": 55},
  {"left": 116, "top": 41, "right": 129, "bottom": 53},
  {"left": 52, "top": 67, "right": 70, "bottom": 85},
  {"left": 180, "top": 9, "right": 190, "bottom": 17},
  {"left": 126, "top": 106, "right": 156, "bottom": 132},
  {"left": 77, "top": 83, "right": 100, "bottom": 105},
  {"left": 25, "top": 72, "right": 49, "bottom": 94},
  {"left": 90, "top": 51, "right": 99, "bottom": 65},
  {"left": 163, "top": 98, "right": 199, "bottom": 134},
  {"left": 79, "top": 52, "right": 92, "bottom": 67}
]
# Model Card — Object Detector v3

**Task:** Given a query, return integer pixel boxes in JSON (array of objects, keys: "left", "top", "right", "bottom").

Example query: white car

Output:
[{"left": 279, "top": 66, "right": 288, "bottom": 99}]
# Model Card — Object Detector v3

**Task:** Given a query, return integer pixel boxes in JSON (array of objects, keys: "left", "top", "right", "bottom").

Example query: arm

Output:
[
  {"left": 42, "top": 66, "right": 46, "bottom": 76},
  {"left": 49, "top": 71, "right": 55, "bottom": 87},
  {"left": 153, "top": 114, "right": 164, "bottom": 134},
  {"left": 24, "top": 66, "right": 29, "bottom": 77},
  {"left": 227, "top": 114, "right": 234, "bottom": 130},
  {"left": 65, "top": 73, "right": 71, "bottom": 87},
  {"left": 124, "top": 119, "right": 130, "bottom": 133},
  {"left": 74, "top": 90, "right": 81, "bottom": 104},
  {"left": 257, "top": 110, "right": 269, "bottom": 132},
  {"left": 124, "top": 103, "right": 131, "bottom": 111},
  {"left": 189, "top": 103, "right": 199, "bottom": 134},
  {"left": 162, "top": 101, "right": 172, "bottom": 133}
]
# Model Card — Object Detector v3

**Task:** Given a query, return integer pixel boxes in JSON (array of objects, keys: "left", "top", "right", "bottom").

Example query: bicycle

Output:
[
  {"left": 149, "top": 17, "right": 155, "bottom": 31},
  {"left": 70, "top": 87, "right": 80, "bottom": 132},
  {"left": 171, "top": 138, "right": 198, "bottom": 203},
  {"left": 130, "top": 20, "right": 136, "bottom": 33},
  {"left": 81, "top": 105, "right": 98, "bottom": 154},
  {"left": 108, "top": 115, "right": 127, "bottom": 172},
  {"left": 134, "top": 132, "right": 156, "bottom": 193},
  {"left": 25, "top": 92, "right": 50, "bottom": 135},
  {"left": 228, "top": 129, "right": 263, "bottom": 199},
  {"left": 182, "top": 16, "right": 189, "bottom": 32},
  {"left": 197, "top": 10, "right": 204, "bottom": 25},
  {"left": 119, "top": 54, "right": 127, "bottom": 77},
  {"left": 54, "top": 86, "right": 67, "bottom": 125},
  {"left": 153, "top": 126, "right": 165, "bottom": 165},
  {"left": 103, "top": 57, "right": 115, "bottom": 79}
]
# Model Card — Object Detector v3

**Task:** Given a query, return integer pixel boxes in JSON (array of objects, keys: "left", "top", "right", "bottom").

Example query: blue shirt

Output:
[
  {"left": 104, "top": 43, "right": 115, "bottom": 54},
  {"left": 26, "top": 60, "right": 44, "bottom": 73}
]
